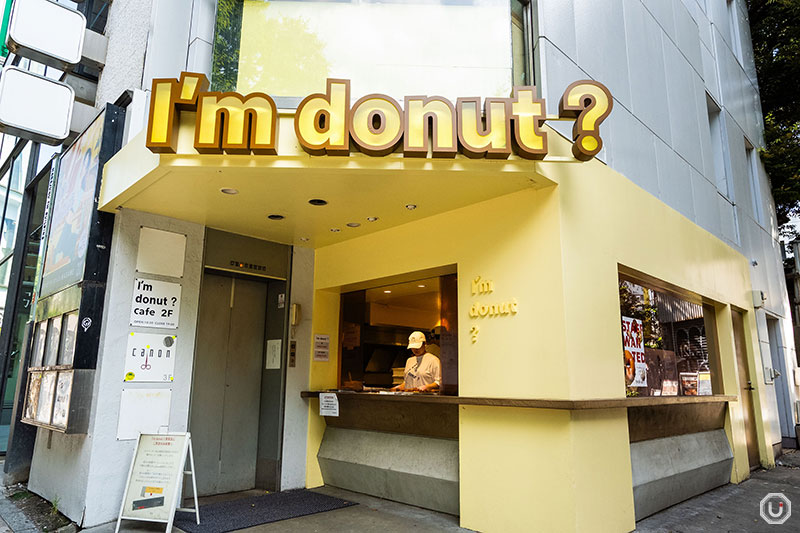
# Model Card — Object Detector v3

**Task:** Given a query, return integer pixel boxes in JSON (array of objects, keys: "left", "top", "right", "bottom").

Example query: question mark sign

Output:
[
  {"left": 558, "top": 81, "right": 613, "bottom": 161},
  {"left": 171, "top": 297, "right": 177, "bottom": 306}
]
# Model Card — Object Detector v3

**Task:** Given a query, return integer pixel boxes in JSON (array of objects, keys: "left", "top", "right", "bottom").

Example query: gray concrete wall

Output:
[
  {"left": 28, "top": 209, "right": 205, "bottom": 527},
  {"left": 318, "top": 427, "right": 459, "bottom": 515},
  {"left": 94, "top": 0, "right": 155, "bottom": 108},
  {"left": 630, "top": 429, "right": 733, "bottom": 520},
  {"left": 280, "top": 247, "right": 314, "bottom": 490},
  {"left": 27, "top": 430, "right": 92, "bottom": 524},
  {"left": 535, "top": 0, "right": 796, "bottom": 448},
  {"left": 97, "top": 0, "right": 213, "bottom": 156},
  {"left": 82, "top": 209, "right": 204, "bottom": 526}
]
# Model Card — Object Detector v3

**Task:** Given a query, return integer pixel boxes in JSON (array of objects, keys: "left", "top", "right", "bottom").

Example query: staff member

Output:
[{"left": 393, "top": 331, "right": 441, "bottom": 392}]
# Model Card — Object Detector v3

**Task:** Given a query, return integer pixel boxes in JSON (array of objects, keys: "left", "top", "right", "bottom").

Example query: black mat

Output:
[{"left": 174, "top": 490, "right": 357, "bottom": 533}]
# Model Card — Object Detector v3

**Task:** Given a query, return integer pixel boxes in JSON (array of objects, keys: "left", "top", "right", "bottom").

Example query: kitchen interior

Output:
[{"left": 339, "top": 273, "right": 458, "bottom": 394}]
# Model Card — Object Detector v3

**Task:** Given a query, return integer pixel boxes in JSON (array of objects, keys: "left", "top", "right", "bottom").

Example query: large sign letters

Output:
[{"left": 146, "top": 72, "right": 613, "bottom": 162}]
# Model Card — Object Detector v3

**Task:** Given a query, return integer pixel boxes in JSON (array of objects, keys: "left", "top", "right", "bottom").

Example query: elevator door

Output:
[{"left": 191, "top": 273, "right": 267, "bottom": 496}]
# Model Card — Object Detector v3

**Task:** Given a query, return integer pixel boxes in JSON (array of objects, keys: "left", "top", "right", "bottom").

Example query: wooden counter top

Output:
[{"left": 300, "top": 391, "right": 737, "bottom": 410}]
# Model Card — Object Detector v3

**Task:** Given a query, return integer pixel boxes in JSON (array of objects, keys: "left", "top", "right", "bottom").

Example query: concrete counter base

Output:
[
  {"left": 631, "top": 429, "right": 733, "bottom": 520},
  {"left": 317, "top": 427, "right": 459, "bottom": 515}
]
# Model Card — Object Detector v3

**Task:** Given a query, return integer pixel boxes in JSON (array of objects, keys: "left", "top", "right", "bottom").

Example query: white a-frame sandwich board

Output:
[{"left": 115, "top": 433, "right": 199, "bottom": 532}]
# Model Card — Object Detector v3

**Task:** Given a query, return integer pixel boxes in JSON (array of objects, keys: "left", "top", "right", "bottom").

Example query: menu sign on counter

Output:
[
  {"left": 115, "top": 433, "right": 199, "bottom": 532},
  {"left": 319, "top": 393, "right": 339, "bottom": 417}
]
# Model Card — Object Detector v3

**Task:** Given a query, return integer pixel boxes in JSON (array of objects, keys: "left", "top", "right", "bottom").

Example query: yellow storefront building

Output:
[
  {"left": 16, "top": 3, "right": 794, "bottom": 531},
  {"left": 91, "top": 73, "right": 774, "bottom": 531}
]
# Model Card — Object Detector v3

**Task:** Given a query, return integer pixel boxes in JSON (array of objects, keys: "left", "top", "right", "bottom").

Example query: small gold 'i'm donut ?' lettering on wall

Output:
[
  {"left": 471, "top": 275, "right": 494, "bottom": 296},
  {"left": 468, "top": 276, "right": 519, "bottom": 343},
  {"left": 469, "top": 300, "right": 519, "bottom": 318}
]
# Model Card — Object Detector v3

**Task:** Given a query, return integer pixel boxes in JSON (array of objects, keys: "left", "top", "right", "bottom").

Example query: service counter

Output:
[
  {"left": 302, "top": 389, "right": 734, "bottom": 412},
  {"left": 302, "top": 391, "right": 736, "bottom": 441},
  {"left": 303, "top": 391, "right": 737, "bottom": 517}
]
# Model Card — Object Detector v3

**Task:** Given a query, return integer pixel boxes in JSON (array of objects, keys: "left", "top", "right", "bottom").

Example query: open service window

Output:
[
  {"left": 339, "top": 273, "right": 458, "bottom": 395},
  {"left": 619, "top": 273, "right": 722, "bottom": 397}
]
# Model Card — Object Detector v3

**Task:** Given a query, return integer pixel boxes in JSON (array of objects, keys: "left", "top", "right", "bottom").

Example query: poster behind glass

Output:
[
  {"left": 51, "top": 371, "right": 73, "bottom": 428},
  {"left": 58, "top": 311, "right": 79, "bottom": 365},
  {"left": 31, "top": 320, "right": 47, "bottom": 367},
  {"left": 43, "top": 315, "right": 62, "bottom": 367},
  {"left": 620, "top": 279, "right": 712, "bottom": 397},
  {"left": 39, "top": 112, "right": 105, "bottom": 298},
  {"left": 35, "top": 371, "right": 57, "bottom": 424},
  {"left": 24, "top": 372, "right": 42, "bottom": 420}
]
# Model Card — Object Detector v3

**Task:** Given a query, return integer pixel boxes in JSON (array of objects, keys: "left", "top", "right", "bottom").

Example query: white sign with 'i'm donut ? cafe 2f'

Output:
[{"left": 130, "top": 278, "right": 182, "bottom": 329}]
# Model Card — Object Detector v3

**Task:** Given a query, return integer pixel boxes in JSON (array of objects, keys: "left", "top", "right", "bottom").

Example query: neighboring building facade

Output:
[
  {"left": 0, "top": 0, "right": 107, "bottom": 456},
  {"left": 0, "top": 1, "right": 797, "bottom": 532}
]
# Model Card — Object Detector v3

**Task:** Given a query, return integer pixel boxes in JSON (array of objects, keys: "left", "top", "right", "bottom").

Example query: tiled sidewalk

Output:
[{"left": 637, "top": 461, "right": 800, "bottom": 533}]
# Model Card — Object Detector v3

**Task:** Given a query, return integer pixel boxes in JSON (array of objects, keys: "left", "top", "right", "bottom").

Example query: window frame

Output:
[
  {"left": 337, "top": 271, "right": 458, "bottom": 395},
  {"left": 618, "top": 268, "right": 723, "bottom": 398}
]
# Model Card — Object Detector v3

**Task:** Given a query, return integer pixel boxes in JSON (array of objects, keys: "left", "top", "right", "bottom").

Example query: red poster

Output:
[{"left": 622, "top": 316, "right": 647, "bottom": 387}]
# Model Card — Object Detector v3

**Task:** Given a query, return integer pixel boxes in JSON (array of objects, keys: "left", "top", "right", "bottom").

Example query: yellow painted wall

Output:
[
  {"left": 311, "top": 186, "right": 569, "bottom": 398},
  {"left": 301, "top": 127, "right": 772, "bottom": 531},
  {"left": 459, "top": 407, "right": 577, "bottom": 532},
  {"left": 305, "top": 184, "right": 635, "bottom": 531},
  {"left": 537, "top": 135, "right": 775, "bottom": 475},
  {"left": 304, "top": 185, "right": 571, "bottom": 491}
]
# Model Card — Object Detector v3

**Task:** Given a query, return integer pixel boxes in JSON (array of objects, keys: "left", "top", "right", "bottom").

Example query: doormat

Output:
[{"left": 173, "top": 489, "right": 357, "bottom": 533}]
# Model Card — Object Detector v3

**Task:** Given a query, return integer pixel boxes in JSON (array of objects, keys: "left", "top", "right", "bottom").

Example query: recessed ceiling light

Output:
[
  {"left": 384, "top": 290, "right": 391, "bottom": 293},
  {"left": 330, "top": 228, "right": 341, "bottom": 233},
  {"left": 220, "top": 188, "right": 238, "bottom": 195},
  {"left": 346, "top": 222, "right": 360, "bottom": 228},
  {"left": 309, "top": 199, "right": 328, "bottom": 206},
  {"left": 405, "top": 204, "right": 417, "bottom": 210},
  {"left": 366, "top": 216, "right": 379, "bottom": 222},
  {"left": 418, "top": 284, "right": 426, "bottom": 288},
  {"left": 267, "top": 214, "right": 285, "bottom": 220}
]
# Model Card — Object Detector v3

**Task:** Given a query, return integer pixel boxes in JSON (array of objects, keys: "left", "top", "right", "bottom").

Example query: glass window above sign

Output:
[{"left": 211, "top": 0, "right": 521, "bottom": 103}]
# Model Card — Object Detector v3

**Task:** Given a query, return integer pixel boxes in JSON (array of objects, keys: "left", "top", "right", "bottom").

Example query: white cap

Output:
[{"left": 407, "top": 331, "right": 426, "bottom": 350}]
